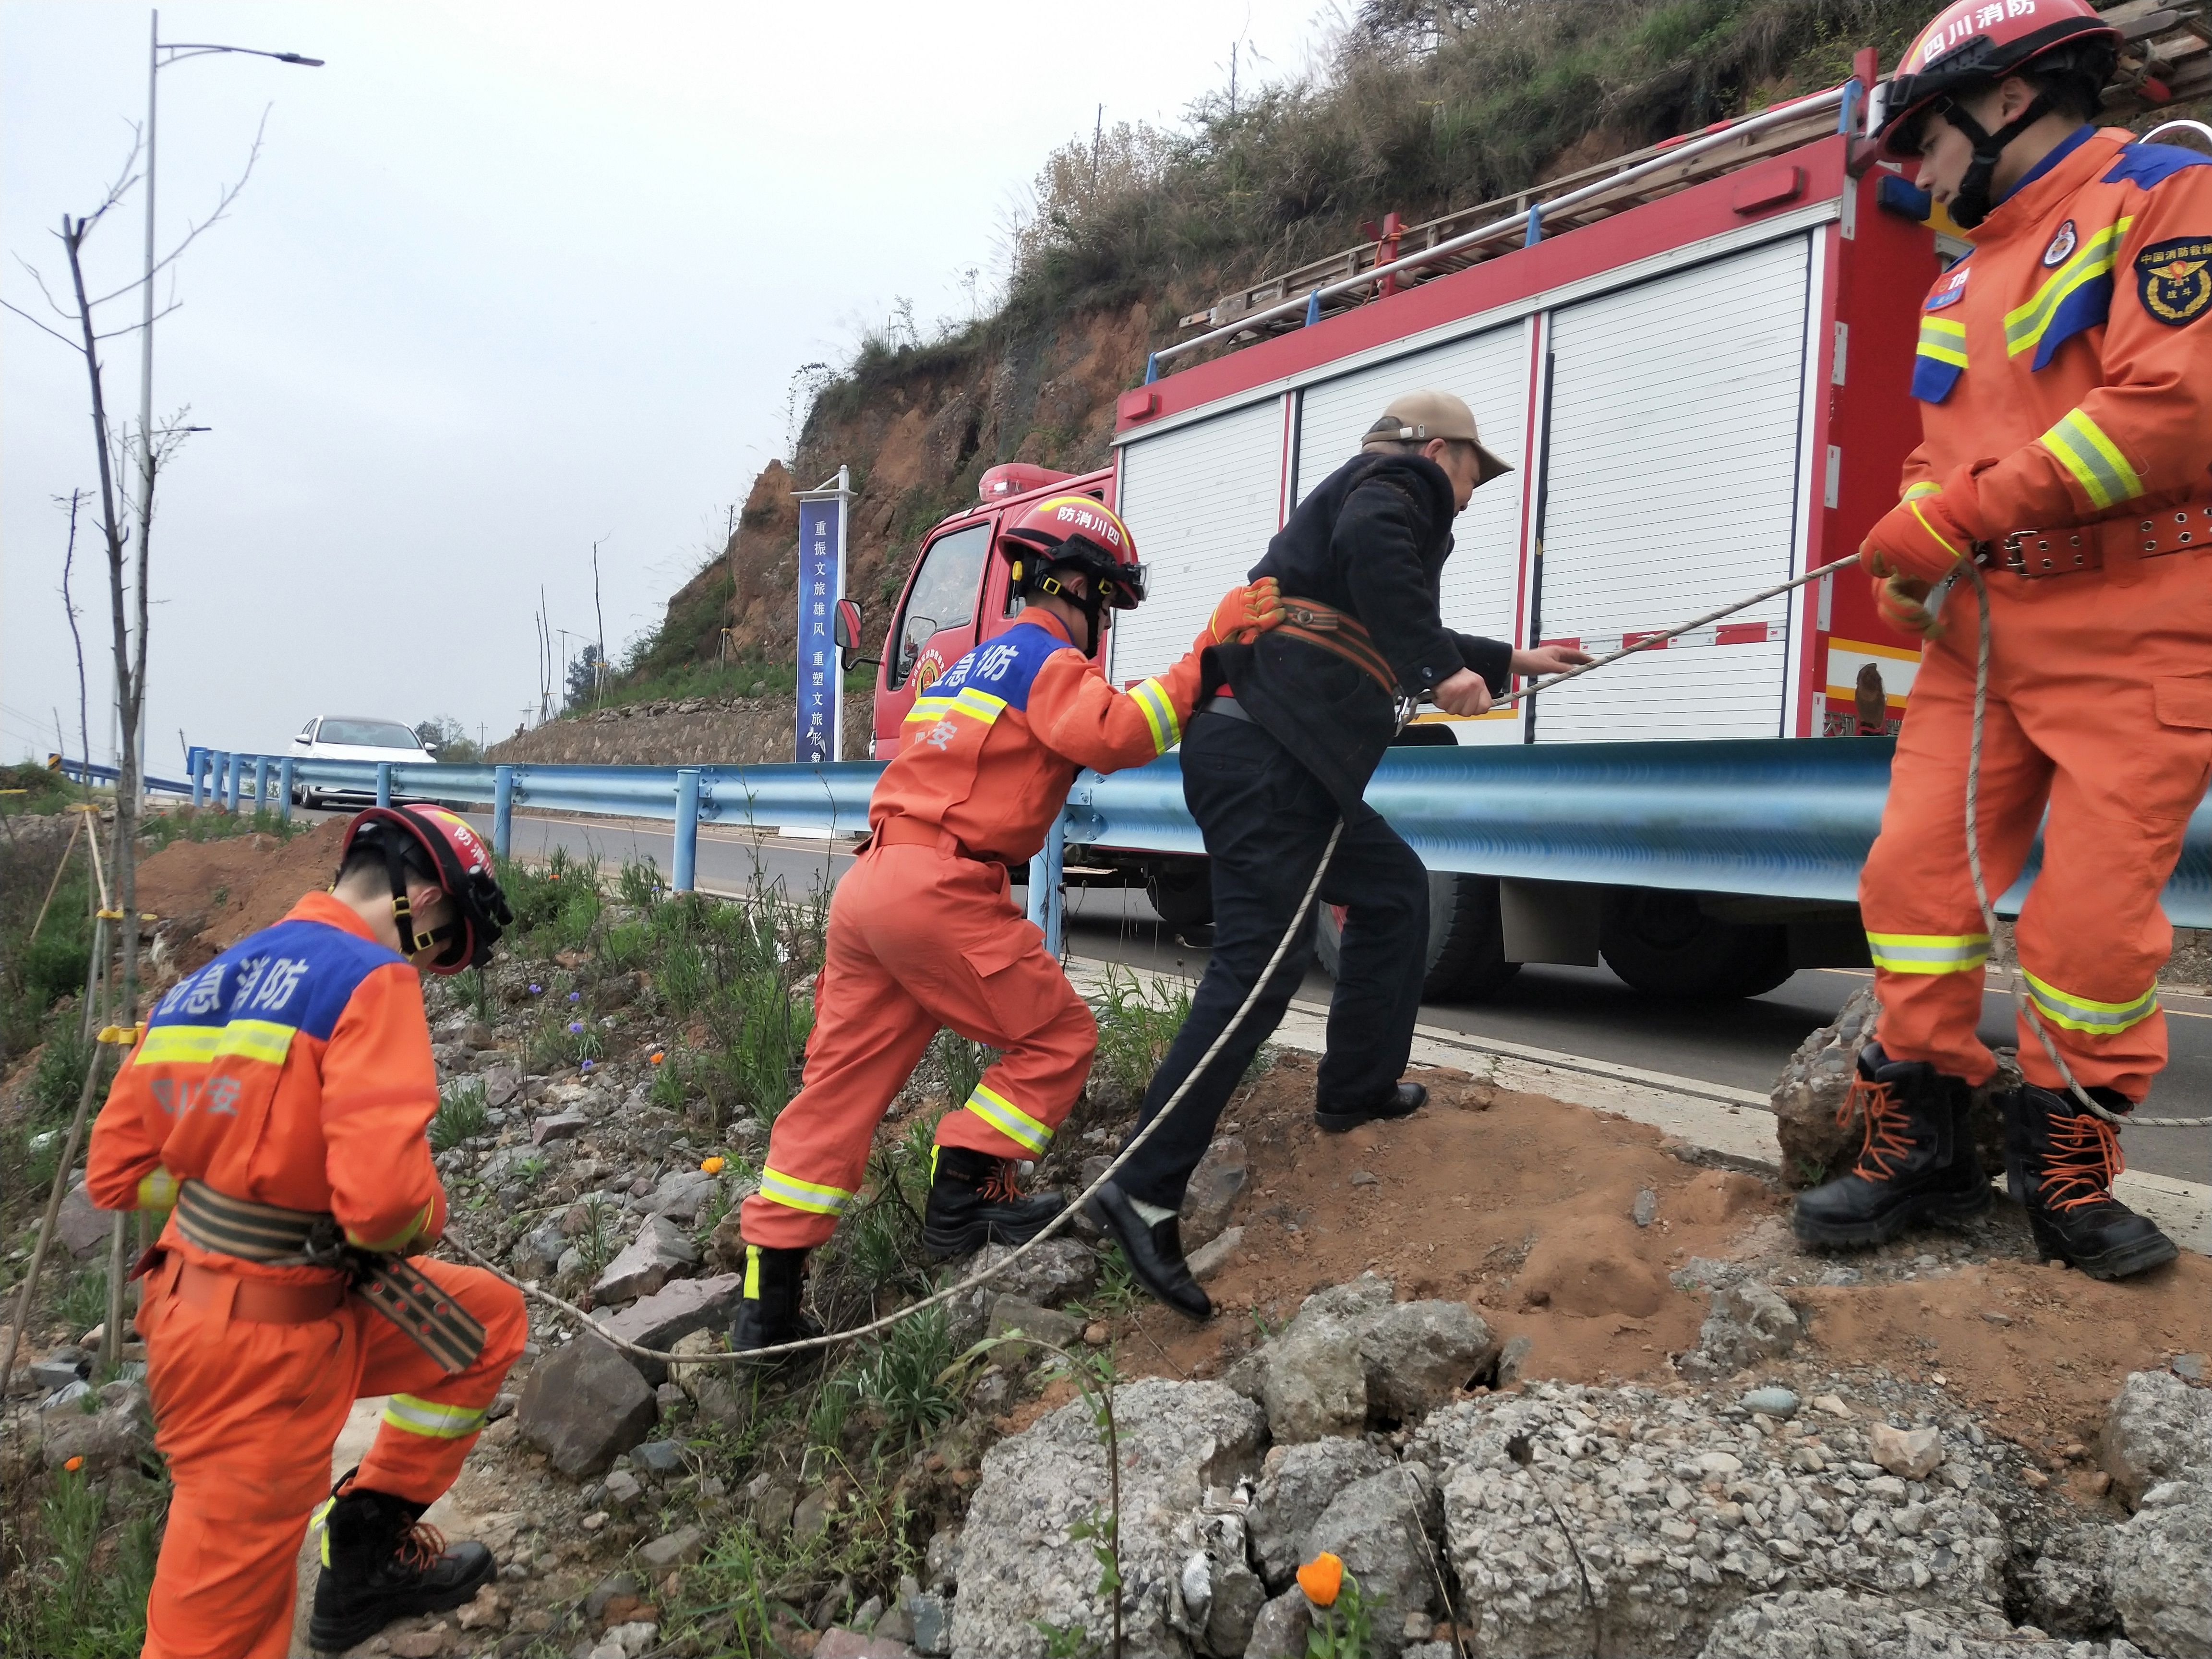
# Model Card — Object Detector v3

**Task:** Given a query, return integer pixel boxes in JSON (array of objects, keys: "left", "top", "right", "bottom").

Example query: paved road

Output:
[{"left": 471, "top": 809, "right": 2211, "bottom": 1186}]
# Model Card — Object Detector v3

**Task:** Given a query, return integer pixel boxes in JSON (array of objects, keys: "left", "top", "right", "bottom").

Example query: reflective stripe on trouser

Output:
[
  {"left": 739, "top": 842, "right": 1096, "bottom": 1251},
  {"left": 138, "top": 1249, "right": 526, "bottom": 1659},
  {"left": 1858, "top": 551, "right": 2211, "bottom": 1100}
]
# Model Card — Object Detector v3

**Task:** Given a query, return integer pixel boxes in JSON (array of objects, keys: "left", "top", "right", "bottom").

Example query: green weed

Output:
[
  {"left": 428, "top": 1080, "right": 490, "bottom": 1152},
  {"left": 55, "top": 1264, "right": 108, "bottom": 1338},
  {"left": 840, "top": 1305, "right": 961, "bottom": 1457},
  {"left": 0, "top": 1466, "right": 165, "bottom": 1658},
  {"left": 930, "top": 1029, "right": 992, "bottom": 1110},
  {"left": 575, "top": 1195, "right": 618, "bottom": 1276},
  {"left": 1087, "top": 965, "right": 1193, "bottom": 1101}
]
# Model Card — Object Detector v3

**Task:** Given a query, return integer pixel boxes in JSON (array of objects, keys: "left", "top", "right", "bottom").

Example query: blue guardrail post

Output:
[
  {"left": 673, "top": 769, "right": 702, "bottom": 892},
  {"left": 226, "top": 755, "right": 243, "bottom": 815},
  {"left": 277, "top": 757, "right": 295, "bottom": 823},
  {"left": 493, "top": 766, "right": 514, "bottom": 860},
  {"left": 254, "top": 757, "right": 271, "bottom": 815},
  {"left": 376, "top": 762, "right": 393, "bottom": 808},
  {"left": 1025, "top": 813, "right": 1066, "bottom": 957},
  {"left": 212, "top": 752, "right": 227, "bottom": 809},
  {"left": 191, "top": 753, "right": 207, "bottom": 808}
]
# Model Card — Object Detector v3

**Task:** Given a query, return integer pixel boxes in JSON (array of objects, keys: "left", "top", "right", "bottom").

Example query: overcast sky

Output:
[{"left": 1, "top": 1, "right": 1328, "bottom": 769}]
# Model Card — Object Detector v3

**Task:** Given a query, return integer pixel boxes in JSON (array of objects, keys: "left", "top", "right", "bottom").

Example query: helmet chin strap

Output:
[
  {"left": 1940, "top": 89, "right": 2054, "bottom": 229},
  {"left": 379, "top": 835, "right": 457, "bottom": 962}
]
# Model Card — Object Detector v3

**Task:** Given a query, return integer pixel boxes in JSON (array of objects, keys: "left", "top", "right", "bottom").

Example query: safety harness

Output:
[
  {"left": 1274, "top": 597, "right": 1400, "bottom": 696},
  {"left": 152, "top": 1180, "right": 487, "bottom": 1374}
]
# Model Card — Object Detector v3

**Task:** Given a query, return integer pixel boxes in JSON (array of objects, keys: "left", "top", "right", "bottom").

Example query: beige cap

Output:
[{"left": 1361, "top": 388, "right": 1514, "bottom": 487}]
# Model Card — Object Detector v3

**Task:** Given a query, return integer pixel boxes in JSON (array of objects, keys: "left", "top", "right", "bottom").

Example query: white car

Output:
[{"left": 290, "top": 716, "right": 432, "bottom": 807}]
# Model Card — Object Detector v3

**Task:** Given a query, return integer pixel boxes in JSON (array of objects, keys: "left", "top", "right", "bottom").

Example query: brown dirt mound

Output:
[
  {"left": 135, "top": 818, "right": 350, "bottom": 975},
  {"left": 1094, "top": 1052, "right": 2212, "bottom": 1480}
]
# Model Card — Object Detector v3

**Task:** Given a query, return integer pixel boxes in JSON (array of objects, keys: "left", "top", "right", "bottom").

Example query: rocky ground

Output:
[{"left": 2, "top": 827, "right": 2208, "bottom": 1659}]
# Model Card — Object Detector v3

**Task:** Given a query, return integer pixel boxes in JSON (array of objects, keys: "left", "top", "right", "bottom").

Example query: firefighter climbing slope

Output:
[
  {"left": 729, "top": 496, "right": 1286, "bottom": 1351},
  {"left": 86, "top": 807, "right": 529, "bottom": 1659},
  {"left": 1794, "top": 0, "right": 2212, "bottom": 1280}
]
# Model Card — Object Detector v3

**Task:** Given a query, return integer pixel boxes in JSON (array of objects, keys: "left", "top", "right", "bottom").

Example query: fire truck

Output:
[{"left": 839, "top": 11, "right": 2211, "bottom": 1000}]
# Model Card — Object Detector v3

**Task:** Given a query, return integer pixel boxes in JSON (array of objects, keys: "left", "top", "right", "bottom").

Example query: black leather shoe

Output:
[
  {"left": 2001, "top": 1083, "right": 2177, "bottom": 1280},
  {"left": 1315, "top": 1081, "right": 1427, "bottom": 1135},
  {"left": 1792, "top": 1044, "right": 1989, "bottom": 1248},
  {"left": 1087, "top": 1180, "right": 1212, "bottom": 1320},
  {"left": 923, "top": 1145, "right": 1065, "bottom": 1260},
  {"left": 309, "top": 1475, "right": 494, "bottom": 1654},
  {"left": 730, "top": 1244, "right": 823, "bottom": 1358}
]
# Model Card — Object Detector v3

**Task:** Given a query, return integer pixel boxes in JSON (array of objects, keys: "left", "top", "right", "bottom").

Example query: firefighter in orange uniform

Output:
[
  {"left": 87, "top": 806, "right": 529, "bottom": 1657},
  {"left": 731, "top": 496, "right": 1284, "bottom": 1349},
  {"left": 1794, "top": 0, "right": 2212, "bottom": 1278}
]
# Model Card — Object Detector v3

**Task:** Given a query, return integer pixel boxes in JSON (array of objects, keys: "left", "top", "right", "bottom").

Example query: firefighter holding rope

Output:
[{"left": 1794, "top": 0, "right": 2212, "bottom": 1279}]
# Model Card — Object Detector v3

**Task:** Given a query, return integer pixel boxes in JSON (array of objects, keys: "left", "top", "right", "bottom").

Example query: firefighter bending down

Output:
[
  {"left": 1794, "top": 0, "right": 2212, "bottom": 1279},
  {"left": 87, "top": 807, "right": 529, "bottom": 1657},
  {"left": 730, "top": 495, "right": 1285, "bottom": 1350}
]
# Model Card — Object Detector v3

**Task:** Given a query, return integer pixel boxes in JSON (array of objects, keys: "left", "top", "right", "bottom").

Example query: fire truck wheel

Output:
[
  {"left": 1316, "top": 872, "right": 1519, "bottom": 1002},
  {"left": 1598, "top": 889, "right": 1791, "bottom": 1000},
  {"left": 1144, "top": 860, "right": 1213, "bottom": 934}
]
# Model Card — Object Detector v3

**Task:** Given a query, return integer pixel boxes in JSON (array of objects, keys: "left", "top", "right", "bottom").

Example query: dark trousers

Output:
[{"left": 1113, "top": 711, "right": 1430, "bottom": 1210}]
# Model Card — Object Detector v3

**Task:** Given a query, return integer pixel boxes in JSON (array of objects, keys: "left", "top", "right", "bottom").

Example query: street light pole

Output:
[{"left": 128, "top": 11, "right": 321, "bottom": 784}]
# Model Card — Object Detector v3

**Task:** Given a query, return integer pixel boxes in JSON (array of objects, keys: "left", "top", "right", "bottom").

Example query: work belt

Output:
[
  {"left": 147, "top": 1180, "right": 485, "bottom": 1374},
  {"left": 870, "top": 816, "right": 1009, "bottom": 868},
  {"left": 1275, "top": 597, "right": 1400, "bottom": 696},
  {"left": 1976, "top": 497, "right": 2211, "bottom": 578}
]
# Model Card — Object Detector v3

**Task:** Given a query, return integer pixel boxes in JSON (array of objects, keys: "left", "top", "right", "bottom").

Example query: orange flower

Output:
[
  {"left": 700, "top": 1156, "right": 725, "bottom": 1175},
  {"left": 1296, "top": 1551, "right": 1343, "bottom": 1608},
  {"left": 63, "top": 1456, "right": 84, "bottom": 1473},
  {"left": 649, "top": 1051, "right": 665, "bottom": 1065}
]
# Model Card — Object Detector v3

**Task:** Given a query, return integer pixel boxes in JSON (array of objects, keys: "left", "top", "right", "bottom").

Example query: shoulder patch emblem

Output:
[
  {"left": 2135, "top": 236, "right": 2212, "bottom": 326},
  {"left": 2042, "top": 219, "right": 2077, "bottom": 268},
  {"left": 1924, "top": 264, "right": 1970, "bottom": 311}
]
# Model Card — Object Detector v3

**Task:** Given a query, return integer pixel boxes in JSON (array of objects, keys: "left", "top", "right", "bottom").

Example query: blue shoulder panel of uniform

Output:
[
  {"left": 1910, "top": 358, "right": 1964, "bottom": 403},
  {"left": 2103, "top": 143, "right": 2212, "bottom": 191},
  {"left": 147, "top": 914, "right": 403, "bottom": 1043},
  {"left": 2031, "top": 274, "right": 2112, "bottom": 370},
  {"left": 932, "top": 621, "right": 1071, "bottom": 713}
]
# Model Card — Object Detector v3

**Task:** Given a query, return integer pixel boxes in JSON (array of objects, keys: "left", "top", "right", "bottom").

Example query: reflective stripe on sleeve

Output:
[
  {"left": 1914, "top": 314, "right": 1967, "bottom": 368},
  {"left": 2023, "top": 970, "right": 2158, "bottom": 1035},
  {"left": 758, "top": 1166, "right": 854, "bottom": 1217},
  {"left": 962, "top": 1082, "right": 1052, "bottom": 1154},
  {"left": 1900, "top": 481, "right": 1943, "bottom": 503},
  {"left": 1866, "top": 932, "right": 1990, "bottom": 974},
  {"left": 1129, "top": 677, "right": 1181, "bottom": 754},
  {"left": 2040, "top": 409, "right": 2144, "bottom": 510},
  {"left": 380, "top": 1393, "right": 489, "bottom": 1440},
  {"left": 135, "top": 1019, "right": 295, "bottom": 1068},
  {"left": 346, "top": 1200, "right": 433, "bottom": 1253},
  {"left": 135, "top": 1167, "right": 180, "bottom": 1212},
  {"left": 902, "top": 687, "right": 1010, "bottom": 730}
]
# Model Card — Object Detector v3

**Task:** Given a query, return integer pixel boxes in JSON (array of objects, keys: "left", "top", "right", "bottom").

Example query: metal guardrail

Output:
[
  {"left": 182, "top": 739, "right": 2212, "bottom": 937},
  {"left": 50, "top": 757, "right": 197, "bottom": 796}
]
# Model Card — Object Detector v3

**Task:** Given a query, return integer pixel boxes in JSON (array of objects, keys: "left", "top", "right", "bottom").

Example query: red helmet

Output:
[
  {"left": 1874, "top": 0, "right": 2118, "bottom": 162},
  {"left": 340, "top": 805, "right": 512, "bottom": 974},
  {"left": 997, "top": 495, "right": 1148, "bottom": 611}
]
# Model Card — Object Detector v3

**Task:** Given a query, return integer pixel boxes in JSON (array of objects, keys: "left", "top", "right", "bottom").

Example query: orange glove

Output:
[
  {"left": 1861, "top": 463, "right": 1992, "bottom": 585},
  {"left": 1196, "top": 577, "right": 1286, "bottom": 649},
  {"left": 1873, "top": 571, "right": 1947, "bottom": 641}
]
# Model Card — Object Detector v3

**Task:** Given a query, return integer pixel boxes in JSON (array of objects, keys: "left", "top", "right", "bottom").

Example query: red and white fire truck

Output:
[{"left": 842, "top": 15, "right": 2209, "bottom": 998}]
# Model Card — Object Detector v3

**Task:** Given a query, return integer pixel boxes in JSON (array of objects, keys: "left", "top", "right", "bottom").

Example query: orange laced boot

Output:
[
  {"left": 923, "top": 1144, "right": 1064, "bottom": 1260},
  {"left": 310, "top": 1469, "right": 494, "bottom": 1653},
  {"left": 2000, "top": 1083, "right": 2177, "bottom": 1280},
  {"left": 1792, "top": 1044, "right": 1989, "bottom": 1249}
]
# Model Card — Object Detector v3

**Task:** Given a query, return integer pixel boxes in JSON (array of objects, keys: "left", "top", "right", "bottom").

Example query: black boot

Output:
[
  {"left": 2001, "top": 1083, "right": 2177, "bottom": 1280},
  {"left": 308, "top": 1473, "right": 494, "bottom": 1654},
  {"left": 1792, "top": 1044, "right": 1990, "bottom": 1248},
  {"left": 922, "top": 1145, "right": 1064, "bottom": 1260},
  {"left": 1315, "top": 1081, "right": 1427, "bottom": 1135},
  {"left": 730, "top": 1244, "right": 822, "bottom": 1355},
  {"left": 1088, "top": 1180, "right": 1212, "bottom": 1320}
]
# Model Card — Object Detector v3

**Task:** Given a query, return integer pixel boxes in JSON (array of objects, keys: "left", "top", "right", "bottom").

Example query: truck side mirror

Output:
[{"left": 833, "top": 599, "right": 879, "bottom": 673}]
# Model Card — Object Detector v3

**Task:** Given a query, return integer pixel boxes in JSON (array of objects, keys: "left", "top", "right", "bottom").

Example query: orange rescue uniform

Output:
[
  {"left": 1862, "top": 126, "right": 2212, "bottom": 1100},
  {"left": 87, "top": 891, "right": 527, "bottom": 1659},
  {"left": 739, "top": 607, "right": 1207, "bottom": 1248}
]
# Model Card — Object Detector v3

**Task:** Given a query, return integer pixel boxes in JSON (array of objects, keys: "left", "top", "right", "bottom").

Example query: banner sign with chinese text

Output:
[{"left": 794, "top": 477, "right": 848, "bottom": 763}]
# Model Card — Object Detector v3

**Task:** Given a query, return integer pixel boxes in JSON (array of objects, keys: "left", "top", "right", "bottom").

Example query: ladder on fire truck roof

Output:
[{"left": 1158, "top": 0, "right": 2208, "bottom": 376}]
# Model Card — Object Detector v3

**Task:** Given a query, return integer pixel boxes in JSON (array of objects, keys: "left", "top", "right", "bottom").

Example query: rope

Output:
[
  {"left": 441, "top": 547, "right": 2203, "bottom": 1368},
  {"left": 446, "top": 817, "right": 1347, "bottom": 1366},
  {"left": 1957, "top": 560, "right": 2207, "bottom": 1129}
]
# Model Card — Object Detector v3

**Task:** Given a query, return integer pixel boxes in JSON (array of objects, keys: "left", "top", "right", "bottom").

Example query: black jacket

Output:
[{"left": 1206, "top": 452, "right": 1514, "bottom": 809}]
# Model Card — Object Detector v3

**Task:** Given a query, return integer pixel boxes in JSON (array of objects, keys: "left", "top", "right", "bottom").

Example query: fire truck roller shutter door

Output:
[
  {"left": 1535, "top": 233, "right": 1816, "bottom": 743},
  {"left": 1294, "top": 321, "right": 1533, "bottom": 748},
  {"left": 1111, "top": 399, "right": 1284, "bottom": 686}
]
